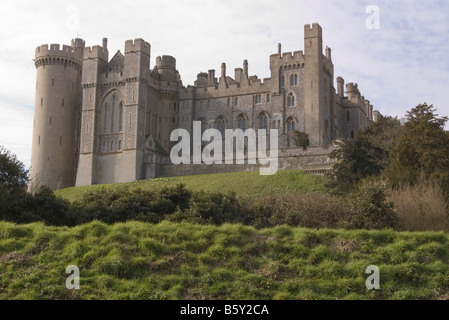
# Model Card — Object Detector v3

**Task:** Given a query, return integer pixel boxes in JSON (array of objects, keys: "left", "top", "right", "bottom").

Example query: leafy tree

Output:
[
  {"left": 0, "top": 146, "right": 28, "bottom": 192},
  {"left": 386, "top": 103, "right": 449, "bottom": 196},
  {"left": 326, "top": 117, "right": 402, "bottom": 195}
]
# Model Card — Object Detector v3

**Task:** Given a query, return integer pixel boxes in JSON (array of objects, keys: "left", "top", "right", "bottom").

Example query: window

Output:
[
  {"left": 290, "top": 75, "right": 294, "bottom": 86},
  {"left": 267, "top": 94, "right": 271, "bottom": 103},
  {"left": 259, "top": 113, "right": 268, "bottom": 130},
  {"left": 287, "top": 118, "right": 296, "bottom": 132},
  {"left": 281, "top": 76, "right": 285, "bottom": 88},
  {"left": 111, "top": 95, "right": 117, "bottom": 132},
  {"left": 104, "top": 105, "right": 108, "bottom": 133},
  {"left": 119, "top": 103, "right": 124, "bottom": 132},
  {"left": 234, "top": 97, "right": 238, "bottom": 106},
  {"left": 110, "top": 140, "right": 114, "bottom": 152},
  {"left": 118, "top": 140, "right": 122, "bottom": 151},
  {"left": 227, "top": 98, "right": 230, "bottom": 107},
  {"left": 287, "top": 93, "right": 295, "bottom": 107},
  {"left": 52, "top": 79, "right": 55, "bottom": 87},
  {"left": 237, "top": 114, "right": 247, "bottom": 131},
  {"left": 217, "top": 118, "right": 226, "bottom": 136},
  {"left": 294, "top": 74, "right": 298, "bottom": 86},
  {"left": 254, "top": 94, "right": 262, "bottom": 104}
]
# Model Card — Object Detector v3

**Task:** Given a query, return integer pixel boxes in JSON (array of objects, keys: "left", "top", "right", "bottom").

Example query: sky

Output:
[{"left": 1, "top": 0, "right": 448, "bottom": 168}]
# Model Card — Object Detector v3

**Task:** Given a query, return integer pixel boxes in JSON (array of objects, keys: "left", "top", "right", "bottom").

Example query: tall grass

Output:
[{"left": 388, "top": 182, "right": 448, "bottom": 232}]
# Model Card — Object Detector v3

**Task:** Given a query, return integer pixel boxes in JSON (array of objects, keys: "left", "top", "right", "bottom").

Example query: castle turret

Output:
[
  {"left": 30, "top": 39, "right": 85, "bottom": 191},
  {"left": 337, "top": 76, "right": 345, "bottom": 97}
]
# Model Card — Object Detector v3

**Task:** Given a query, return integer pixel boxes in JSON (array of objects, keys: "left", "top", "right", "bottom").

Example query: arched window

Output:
[
  {"left": 290, "top": 75, "right": 294, "bottom": 86},
  {"left": 237, "top": 114, "right": 247, "bottom": 131},
  {"left": 287, "top": 93, "right": 295, "bottom": 107},
  {"left": 111, "top": 95, "right": 117, "bottom": 132},
  {"left": 217, "top": 117, "right": 226, "bottom": 136},
  {"left": 119, "top": 102, "right": 124, "bottom": 132},
  {"left": 110, "top": 140, "right": 114, "bottom": 152},
  {"left": 227, "top": 98, "right": 230, "bottom": 107},
  {"left": 287, "top": 117, "right": 296, "bottom": 132},
  {"left": 104, "top": 104, "right": 108, "bottom": 133},
  {"left": 259, "top": 113, "right": 269, "bottom": 130},
  {"left": 281, "top": 76, "right": 285, "bottom": 88}
]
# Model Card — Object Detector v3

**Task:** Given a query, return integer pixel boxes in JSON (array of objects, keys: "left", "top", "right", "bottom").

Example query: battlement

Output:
[
  {"left": 125, "top": 38, "right": 151, "bottom": 55},
  {"left": 156, "top": 55, "right": 176, "bottom": 69},
  {"left": 83, "top": 45, "right": 108, "bottom": 61},
  {"left": 36, "top": 41, "right": 84, "bottom": 61},
  {"left": 304, "top": 23, "right": 322, "bottom": 40}
]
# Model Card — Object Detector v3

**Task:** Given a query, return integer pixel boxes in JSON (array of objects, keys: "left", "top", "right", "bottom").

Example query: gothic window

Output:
[
  {"left": 237, "top": 114, "right": 247, "bottom": 131},
  {"left": 287, "top": 93, "right": 295, "bottom": 107},
  {"left": 259, "top": 112, "right": 269, "bottom": 130},
  {"left": 287, "top": 117, "right": 296, "bottom": 132},
  {"left": 254, "top": 94, "right": 262, "bottom": 104},
  {"left": 281, "top": 76, "right": 285, "bottom": 88},
  {"left": 119, "top": 103, "right": 124, "bottom": 132},
  {"left": 111, "top": 95, "right": 117, "bottom": 132},
  {"left": 217, "top": 117, "right": 226, "bottom": 136},
  {"left": 104, "top": 104, "right": 109, "bottom": 133}
]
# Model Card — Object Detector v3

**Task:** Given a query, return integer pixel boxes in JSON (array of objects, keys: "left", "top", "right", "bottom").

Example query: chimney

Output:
[
  {"left": 221, "top": 63, "right": 226, "bottom": 79},
  {"left": 278, "top": 43, "right": 282, "bottom": 55},
  {"left": 243, "top": 60, "right": 248, "bottom": 78},
  {"left": 337, "top": 76, "right": 344, "bottom": 97},
  {"left": 102, "top": 38, "right": 108, "bottom": 52}
]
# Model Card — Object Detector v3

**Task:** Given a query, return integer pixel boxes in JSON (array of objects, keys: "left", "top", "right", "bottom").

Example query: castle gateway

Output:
[{"left": 29, "top": 23, "right": 380, "bottom": 191}]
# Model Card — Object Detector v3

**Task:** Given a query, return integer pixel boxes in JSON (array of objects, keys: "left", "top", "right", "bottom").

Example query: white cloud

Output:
[{"left": 1, "top": 0, "right": 448, "bottom": 166}]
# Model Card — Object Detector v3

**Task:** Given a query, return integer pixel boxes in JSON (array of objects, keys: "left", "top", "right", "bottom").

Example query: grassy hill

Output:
[
  {"left": 1, "top": 220, "right": 448, "bottom": 300},
  {"left": 56, "top": 170, "right": 328, "bottom": 202}
]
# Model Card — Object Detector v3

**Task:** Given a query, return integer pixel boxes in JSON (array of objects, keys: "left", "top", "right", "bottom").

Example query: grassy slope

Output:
[
  {"left": 1, "top": 221, "right": 448, "bottom": 300},
  {"left": 56, "top": 170, "right": 328, "bottom": 202}
]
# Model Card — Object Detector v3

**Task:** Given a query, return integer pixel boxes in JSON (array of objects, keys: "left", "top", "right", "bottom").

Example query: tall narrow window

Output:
[
  {"left": 111, "top": 95, "right": 117, "bottom": 132},
  {"left": 118, "top": 140, "right": 122, "bottom": 151},
  {"left": 267, "top": 94, "right": 271, "bottom": 103},
  {"left": 281, "top": 76, "right": 285, "bottom": 88},
  {"left": 287, "top": 118, "right": 296, "bottom": 132},
  {"left": 119, "top": 102, "right": 124, "bottom": 132},
  {"left": 217, "top": 118, "right": 226, "bottom": 136},
  {"left": 41, "top": 98, "right": 43, "bottom": 106},
  {"left": 110, "top": 140, "right": 114, "bottom": 152},
  {"left": 294, "top": 74, "right": 298, "bottom": 85},
  {"left": 238, "top": 115, "right": 247, "bottom": 131},
  {"left": 290, "top": 75, "right": 294, "bottom": 86},
  {"left": 104, "top": 105, "right": 108, "bottom": 133},
  {"left": 287, "top": 93, "right": 295, "bottom": 107},
  {"left": 259, "top": 114, "right": 268, "bottom": 130},
  {"left": 227, "top": 98, "right": 230, "bottom": 107},
  {"left": 52, "top": 79, "right": 55, "bottom": 87}
]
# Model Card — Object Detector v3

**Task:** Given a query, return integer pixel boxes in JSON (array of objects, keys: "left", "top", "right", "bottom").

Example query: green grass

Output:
[
  {"left": 1, "top": 220, "right": 448, "bottom": 300},
  {"left": 56, "top": 170, "right": 328, "bottom": 202}
]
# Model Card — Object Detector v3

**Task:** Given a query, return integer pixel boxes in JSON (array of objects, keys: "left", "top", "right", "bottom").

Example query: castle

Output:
[{"left": 29, "top": 23, "right": 381, "bottom": 191}]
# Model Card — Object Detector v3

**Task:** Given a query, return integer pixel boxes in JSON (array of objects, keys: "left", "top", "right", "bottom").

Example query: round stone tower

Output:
[{"left": 29, "top": 39, "right": 85, "bottom": 191}]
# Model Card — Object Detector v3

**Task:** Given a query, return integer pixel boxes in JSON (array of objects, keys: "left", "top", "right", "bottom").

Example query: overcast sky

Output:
[{"left": 1, "top": 0, "right": 448, "bottom": 168}]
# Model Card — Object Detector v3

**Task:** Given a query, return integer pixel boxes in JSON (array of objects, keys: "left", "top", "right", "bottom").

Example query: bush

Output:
[
  {"left": 388, "top": 182, "right": 448, "bottom": 232},
  {"left": 348, "top": 178, "right": 399, "bottom": 230}
]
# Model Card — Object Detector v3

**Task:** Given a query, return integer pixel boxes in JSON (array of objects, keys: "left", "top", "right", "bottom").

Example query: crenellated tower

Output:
[{"left": 30, "top": 39, "right": 85, "bottom": 191}]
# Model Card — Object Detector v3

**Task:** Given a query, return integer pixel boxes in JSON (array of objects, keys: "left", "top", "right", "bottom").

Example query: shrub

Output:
[
  {"left": 388, "top": 182, "right": 448, "bottom": 232},
  {"left": 348, "top": 178, "right": 399, "bottom": 230}
]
